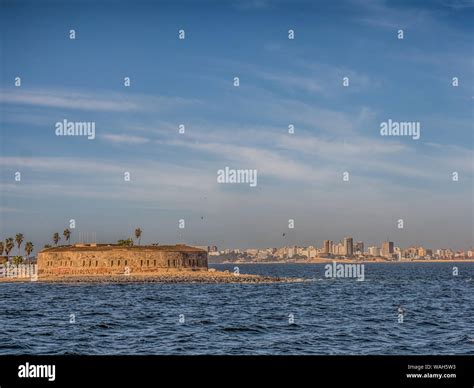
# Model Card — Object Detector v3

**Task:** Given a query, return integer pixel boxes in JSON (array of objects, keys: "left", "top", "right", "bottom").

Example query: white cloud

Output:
[
  {"left": 0, "top": 88, "right": 200, "bottom": 112},
  {"left": 102, "top": 133, "right": 151, "bottom": 144}
]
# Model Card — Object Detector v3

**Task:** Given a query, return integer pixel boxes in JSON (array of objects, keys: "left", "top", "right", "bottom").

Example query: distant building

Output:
[
  {"left": 287, "top": 246, "right": 296, "bottom": 258},
  {"left": 354, "top": 241, "right": 364, "bottom": 255},
  {"left": 368, "top": 246, "right": 381, "bottom": 256},
  {"left": 275, "top": 247, "right": 286, "bottom": 259},
  {"left": 344, "top": 237, "right": 354, "bottom": 256},
  {"left": 394, "top": 247, "right": 402, "bottom": 260},
  {"left": 307, "top": 246, "right": 317, "bottom": 258},
  {"left": 381, "top": 241, "right": 394, "bottom": 258},
  {"left": 194, "top": 245, "right": 210, "bottom": 252},
  {"left": 323, "top": 240, "right": 331, "bottom": 254},
  {"left": 436, "top": 249, "right": 453, "bottom": 259},
  {"left": 332, "top": 242, "right": 344, "bottom": 256}
]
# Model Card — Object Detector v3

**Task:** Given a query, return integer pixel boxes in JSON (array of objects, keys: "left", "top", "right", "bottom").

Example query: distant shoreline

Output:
[
  {"left": 211, "top": 259, "right": 474, "bottom": 265},
  {"left": 0, "top": 270, "right": 300, "bottom": 284}
]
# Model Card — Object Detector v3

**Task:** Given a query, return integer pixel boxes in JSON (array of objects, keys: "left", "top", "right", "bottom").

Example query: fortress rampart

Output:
[{"left": 37, "top": 244, "right": 208, "bottom": 277}]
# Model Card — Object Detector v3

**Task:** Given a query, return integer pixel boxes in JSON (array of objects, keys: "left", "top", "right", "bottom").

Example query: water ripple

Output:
[{"left": 0, "top": 263, "right": 473, "bottom": 354}]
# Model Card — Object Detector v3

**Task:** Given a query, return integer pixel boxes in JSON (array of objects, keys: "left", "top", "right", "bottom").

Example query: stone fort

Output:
[{"left": 37, "top": 244, "right": 208, "bottom": 277}]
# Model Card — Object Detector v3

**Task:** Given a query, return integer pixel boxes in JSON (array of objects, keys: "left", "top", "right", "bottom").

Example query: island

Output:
[{"left": 31, "top": 243, "right": 294, "bottom": 284}]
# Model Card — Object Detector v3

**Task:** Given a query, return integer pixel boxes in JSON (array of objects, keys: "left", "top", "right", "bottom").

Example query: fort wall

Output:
[{"left": 37, "top": 244, "right": 208, "bottom": 277}]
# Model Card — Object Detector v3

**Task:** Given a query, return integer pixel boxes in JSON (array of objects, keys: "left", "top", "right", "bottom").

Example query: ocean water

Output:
[{"left": 0, "top": 263, "right": 473, "bottom": 355}]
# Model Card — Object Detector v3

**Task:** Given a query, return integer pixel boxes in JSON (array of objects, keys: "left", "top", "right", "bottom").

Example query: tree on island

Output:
[
  {"left": 117, "top": 238, "right": 134, "bottom": 247},
  {"left": 134, "top": 228, "right": 142, "bottom": 245},
  {"left": 63, "top": 229, "right": 71, "bottom": 245},
  {"left": 5, "top": 238, "right": 14, "bottom": 258},
  {"left": 25, "top": 241, "right": 34, "bottom": 265},
  {"left": 53, "top": 233, "right": 61, "bottom": 246},
  {"left": 15, "top": 233, "right": 24, "bottom": 256}
]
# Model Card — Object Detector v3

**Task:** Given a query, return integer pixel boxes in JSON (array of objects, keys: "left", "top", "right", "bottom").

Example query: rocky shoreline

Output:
[{"left": 3, "top": 270, "right": 302, "bottom": 284}]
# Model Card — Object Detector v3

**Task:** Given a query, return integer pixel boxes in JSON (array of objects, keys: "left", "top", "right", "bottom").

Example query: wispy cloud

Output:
[
  {"left": 0, "top": 88, "right": 201, "bottom": 112},
  {"left": 102, "top": 133, "right": 151, "bottom": 144},
  {"left": 351, "top": 0, "right": 436, "bottom": 30},
  {"left": 255, "top": 62, "right": 377, "bottom": 96}
]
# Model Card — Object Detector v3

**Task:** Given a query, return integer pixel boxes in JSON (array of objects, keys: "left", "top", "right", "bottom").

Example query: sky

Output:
[{"left": 0, "top": 0, "right": 473, "bottom": 252}]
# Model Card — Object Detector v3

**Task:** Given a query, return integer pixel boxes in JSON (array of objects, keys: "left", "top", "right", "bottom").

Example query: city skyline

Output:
[
  {"left": 208, "top": 236, "right": 473, "bottom": 261},
  {"left": 209, "top": 239, "right": 471, "bottom": 255},
  {"left": 1, "top": 0, "right": 473, "bottom": 251},
  {"left": 1, "top": 227, "right": 471, "bottom": 259}
]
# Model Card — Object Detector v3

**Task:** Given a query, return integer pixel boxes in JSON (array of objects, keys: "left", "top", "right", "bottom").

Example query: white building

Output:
[{"left": 368, "top": 246, "right": 381, "bottom": 256}]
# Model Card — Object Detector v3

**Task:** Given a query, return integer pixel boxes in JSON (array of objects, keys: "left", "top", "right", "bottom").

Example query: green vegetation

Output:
[
  {"left": 12, "top": 255, "right": 23, "bottom": 266},
  {"left": 63, "top": 229, "right": 71, "bottom": 245},
  {"left": 5, "top": 238, "right": 14, "bottom": 256},
  {"left": 25, "top": 241, "right": 34, "bottom": 264},
  {"left": 117, "top": 238, "right": 134, "bottom": 247},
  {"left": 15, "top": 233, "right": 24, "bottom": 256},
  {"left": 0, "top": 235, "right": 35, "bottom": 264},
  {"left": 53, "top": 232, "right": 61, "bottom": 246}
]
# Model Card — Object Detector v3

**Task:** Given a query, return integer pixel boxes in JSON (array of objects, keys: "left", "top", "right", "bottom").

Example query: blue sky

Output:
[{"left": 0, "top": 0, "right": 473, "bottom": 252}]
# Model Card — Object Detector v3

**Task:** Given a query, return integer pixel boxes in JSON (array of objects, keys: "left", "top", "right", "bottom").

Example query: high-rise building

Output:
[
  {"left": 332, "top": 242, "right": 344, "bottom": 255},
  {"left": 381, "top": 241, "right": 394, "bottom": 258},
  {"left": 354, "top": 241, "right": 364, "bottom": 254},
  {"left": 344, "top": 237, "right": 353, "bottom": 256},
  {"left": 323, "top": 240, "right": 331, "bottom": 254}
]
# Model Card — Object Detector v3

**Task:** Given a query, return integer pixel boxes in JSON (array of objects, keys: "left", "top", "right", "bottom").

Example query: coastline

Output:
[
  {"left": 2, "top": 261, "right": 472, "bottom": 284},
  {"left": 211, "top": 259, "right": 474, "bottom": 265},
  {"left": 0, "top": 270, "right": 301, "bottom": 284}
]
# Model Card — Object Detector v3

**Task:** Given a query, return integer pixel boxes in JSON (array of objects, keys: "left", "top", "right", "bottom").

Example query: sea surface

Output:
[{"left": 0, "top": 263, "right": 473, "bottom": 355}]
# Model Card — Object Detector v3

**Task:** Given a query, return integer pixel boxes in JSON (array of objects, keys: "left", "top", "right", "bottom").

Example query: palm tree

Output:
[
  {"left": 134, "top": 228, "right": 142, "bottom": 245},
  {"left": 25, "top": 241, "right": 34, "bottom": 265},
  {"left": 15, "top": 233, "right": 24, "bottom": 256},
  {"left": 53, "top": 232, "right": 60, "bottom": 246},
  {"left": 5, "top": 238, "right": 14, "bottom": 258},
  {"left": 0, "top": 241, "right": 4, "bottom": 256},
  {"left": 63, "top": 229, "right": 71, "bottom": 245}
]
